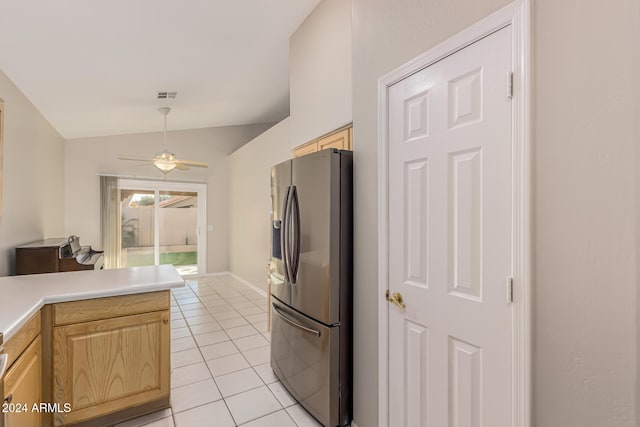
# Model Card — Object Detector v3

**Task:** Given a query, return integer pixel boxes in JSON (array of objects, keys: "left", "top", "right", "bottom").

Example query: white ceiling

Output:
[{"left": 0, "top": 0, "right": 320, "bottom": 139}]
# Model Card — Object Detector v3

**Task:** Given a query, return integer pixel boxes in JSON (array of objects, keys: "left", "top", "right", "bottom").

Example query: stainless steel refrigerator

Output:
[{"left": 269, "top": 149, "right": 352, "bottom": 427}]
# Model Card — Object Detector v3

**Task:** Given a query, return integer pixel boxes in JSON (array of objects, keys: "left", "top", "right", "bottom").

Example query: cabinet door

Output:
[
  {"left": 292, "top": 141, "right": 318, "bottom": 158},
  {"left": 3, "top": 335, "right": 42, "bottom": 427},
  {"left": 52, "top": 310, "right": 170, "bottom": 426},
  {"left": 317, "top": 128, "right": 350, "bottom": 151}
]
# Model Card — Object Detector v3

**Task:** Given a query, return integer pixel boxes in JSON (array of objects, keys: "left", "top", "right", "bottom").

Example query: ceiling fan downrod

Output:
[
  {"left": 154, "top": 107, "right": 177, "bottom": 173},
  {"left": 159, "top": 107, "right": 171, "bottom": 152},
  {"left": 117, "top": 107, "right": 208, "bottom": 174}
]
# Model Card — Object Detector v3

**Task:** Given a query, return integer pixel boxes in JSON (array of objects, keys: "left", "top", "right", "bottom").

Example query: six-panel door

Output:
[{"left": 387, "top": 26, "right": 514, "bottom": 426}]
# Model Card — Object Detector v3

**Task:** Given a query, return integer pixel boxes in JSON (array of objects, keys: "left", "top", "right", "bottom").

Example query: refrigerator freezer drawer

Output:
[{"left": 270, "top": 301, "right": 344, "bottom": 427}]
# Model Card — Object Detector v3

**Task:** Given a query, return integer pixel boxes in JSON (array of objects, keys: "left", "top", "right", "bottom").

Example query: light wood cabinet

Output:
[
  {"left": 47, "top": 291, "right": 171, "bottom": 427},
  {"left": 292, "top": 140, "right": 318, "bottom": 158},
  {"left": 0, "top": 291, "right": 170, "bottom": 427},
  {"left": 2, "top": 312, "right": 40, "bottom": 371},
  {"left": 3, "top": 335, "right": 42, "bottom": 427},
  {"left": 53, "top": 291, "right": 169, "bottom": 326},
  {"left": 292, "top": 124, "right": 352, "bottom": 158},
  {"left": 0, "top": 99, "right": 4, "bottom": 217},
  {"left": 317, "top": 128, "right": 350, "bottom": 151}
]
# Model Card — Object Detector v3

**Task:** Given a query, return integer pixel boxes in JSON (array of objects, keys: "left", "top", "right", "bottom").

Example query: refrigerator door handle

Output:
[
  {"left": 280, "top": 186, "right": 292, "bottom": 283},
  {"left": 273, "top": 303, "right": 321, "bottom": 337},
  {"left": 289, "top": 186, "right": 301, "bottom": 284},
  {"left": 286, "top": 186, "right": 296, "bottom": 283}
]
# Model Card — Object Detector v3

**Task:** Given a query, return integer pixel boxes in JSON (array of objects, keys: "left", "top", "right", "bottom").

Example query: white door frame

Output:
[
  {"left": 118, "top": 178, "right": 208, "bottom": 276},
  {"left": 377, "top": 1, "right": 531, "bottom": 426}
]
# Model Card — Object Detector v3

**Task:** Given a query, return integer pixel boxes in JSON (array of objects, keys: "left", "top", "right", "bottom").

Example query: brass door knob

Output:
[{"left": 385, "top": 290, "right": 406, "bottom": 310}]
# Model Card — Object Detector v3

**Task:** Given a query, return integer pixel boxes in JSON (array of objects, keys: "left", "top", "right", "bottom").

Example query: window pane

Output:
[
  {"left": 158, "top": 191, "right": 198, "bottom": 275},
  {"left": 120, "top": 189, "right": 155, "bottom": 267}
]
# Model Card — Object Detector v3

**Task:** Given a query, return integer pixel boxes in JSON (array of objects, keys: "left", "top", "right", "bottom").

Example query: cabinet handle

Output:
[
  {"left": 162, "top": 318, "right": 169, "bottom": 324},
  {"left": 4, "top": 393, "right": 12, "bottom": 404}
]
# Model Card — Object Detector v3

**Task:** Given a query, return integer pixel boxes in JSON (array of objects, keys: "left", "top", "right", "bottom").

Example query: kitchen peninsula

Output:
[{"left": 0, "top": 264, "right": 184, "bottom": 427}]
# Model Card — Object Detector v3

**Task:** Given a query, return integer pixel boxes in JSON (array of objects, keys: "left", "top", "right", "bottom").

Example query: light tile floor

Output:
[{"left": 115, "top": 274, "right": 322, "bottom": 427}]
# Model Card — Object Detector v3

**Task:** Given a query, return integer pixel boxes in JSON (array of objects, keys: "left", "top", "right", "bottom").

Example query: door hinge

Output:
[
  {"left": 507, "top": 71, "right": 514, "bottom": 99},
  {"left": 508, "top": 277, "right": 514, "bottom": 303}
]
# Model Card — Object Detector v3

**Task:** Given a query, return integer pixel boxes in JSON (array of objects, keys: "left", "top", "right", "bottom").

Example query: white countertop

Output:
[{"left": 0, "top": 264, "right": 185, "bottom": 344}]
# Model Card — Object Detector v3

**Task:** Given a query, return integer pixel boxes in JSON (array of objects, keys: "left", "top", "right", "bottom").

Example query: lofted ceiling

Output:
[{"left": 0, "top": 0, "right": 320, "bottom": 139}]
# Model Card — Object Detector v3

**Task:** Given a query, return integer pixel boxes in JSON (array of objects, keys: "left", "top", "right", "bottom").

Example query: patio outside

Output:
[{"left": 120, "top": 191, "right": 198, "bottom": 275}]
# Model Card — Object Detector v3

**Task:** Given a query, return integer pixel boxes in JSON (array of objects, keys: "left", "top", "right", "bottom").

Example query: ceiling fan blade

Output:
[
  {"left": 176, "top": 159, "right": 208, "bottom": 168},
  {"left": 120, "top": 108, "right": 208, "bottom": 173},
  {"left": 118, "top": 155, "right": 152, "bottom": 162}
]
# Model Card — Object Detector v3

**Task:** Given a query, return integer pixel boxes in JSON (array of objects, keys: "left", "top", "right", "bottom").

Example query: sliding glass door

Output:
[
  {"left": 118, "top": 179, "right": 206, "bottom": 276},
  {"left": 120, "top": 189, "right": 156, "bottom": 267},
  {"left": 158, "top": 190, "right": 199, "bottom": 275}
]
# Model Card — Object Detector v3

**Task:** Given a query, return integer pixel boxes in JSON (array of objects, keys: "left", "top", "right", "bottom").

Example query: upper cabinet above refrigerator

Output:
[{"left": 291, "top": 125, "right": 352, "bottom": 158}]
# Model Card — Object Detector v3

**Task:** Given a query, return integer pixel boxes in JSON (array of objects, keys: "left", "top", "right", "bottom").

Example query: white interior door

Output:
[{"left": 387, "top": 26, "right": 513, "bottom": 426}]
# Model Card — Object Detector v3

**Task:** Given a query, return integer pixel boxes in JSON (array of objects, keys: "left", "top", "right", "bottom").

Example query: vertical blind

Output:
[{"left": 100, "top": 176, "right": 120, "bottom": 269}]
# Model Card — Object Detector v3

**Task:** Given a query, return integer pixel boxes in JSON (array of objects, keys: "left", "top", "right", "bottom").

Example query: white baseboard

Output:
[
  {"left": 205, "top": 271, "right": 232, "bottom": 277},
  {"left": 227, "top": 272, "right": 268, "bottom": 298},
  {"left": 204, "top": 271, "right": 268, "bottom": 298}
]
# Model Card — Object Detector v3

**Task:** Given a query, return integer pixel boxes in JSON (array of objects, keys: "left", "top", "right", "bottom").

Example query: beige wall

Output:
[
  {"left": 228, "top": 117, "right": 291, "bottom": 290},
  {"left": 352, "top": 0, "right": 640, "bottom": 426},
  {"left": 0, "top": 69, "right": 65, "bottom": 276},
  {"left": 535, "top": 0, "right": 639, "bottom": 425},
  {"left": 64, "top": 124, "right": 270, "bottom": 274},
  {"left": 289, "top": 0, "right": 352, "bottom": 148}
]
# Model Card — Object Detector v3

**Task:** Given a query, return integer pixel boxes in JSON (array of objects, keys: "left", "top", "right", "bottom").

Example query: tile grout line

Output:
[
  {"left": 171, "top": 275, "right": 301, "bottom": 427},
  {"left": 193, "top": 276, "right": 275, "bottom": 426},
  {"left": 211, "top": 275, "right": 300, "bottom": 427},
  {"left": 183, "top": 276, "right": 261, "bottom": 426},
  {"left": 173, "top": 280, "right": 230, "bottom": 424},
  {"left": 171, "top": 293, "right": 223, "bottom": 425},
  {"left": 207, "top": 276, "right": 287, "bottom": 404}
]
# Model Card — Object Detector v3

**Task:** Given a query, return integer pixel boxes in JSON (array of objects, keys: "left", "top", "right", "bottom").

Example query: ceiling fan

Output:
[{"left": 118, "top": 107, "right": 208, "bottom": 174}]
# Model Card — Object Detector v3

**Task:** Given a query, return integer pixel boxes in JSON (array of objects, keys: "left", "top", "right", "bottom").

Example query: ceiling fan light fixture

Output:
[
  {"left": 153, "top": 150, "right": 177, "bottom": 173},
  {"left": 153, "top": 159, "right": 177, "bottom": 173},
  {"left": 118, "top": 107, "right": 208, "bottom": 173}
]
